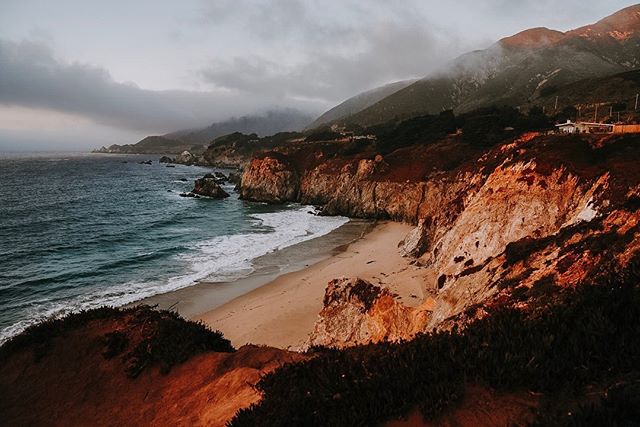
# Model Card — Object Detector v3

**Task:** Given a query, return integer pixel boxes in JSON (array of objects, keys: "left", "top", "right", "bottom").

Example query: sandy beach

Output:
[{"left": 196, "top": 221, "right": 433, "bottom": 351}]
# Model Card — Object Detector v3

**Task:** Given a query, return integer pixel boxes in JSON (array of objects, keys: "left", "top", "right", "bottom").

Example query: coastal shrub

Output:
[
  {"left": 121, "top": 308, "right": 234, "bottom": 377},
  {"left": 305, "top": 129, "right": 342, "bottom": 142},
  {"left": 229, "top": 269, "right": 640, "bottom": 427},
  {"left": 375, "top": 110, "right": 456, "bottom": 154},
  {"left": 0, "top": 306, "right": 234, "bottom": 377}
]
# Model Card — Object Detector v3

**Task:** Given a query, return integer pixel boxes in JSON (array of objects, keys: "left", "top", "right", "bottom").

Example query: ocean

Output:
[{"left": 0, "top": 152, "right": 349, "bottom": 343}]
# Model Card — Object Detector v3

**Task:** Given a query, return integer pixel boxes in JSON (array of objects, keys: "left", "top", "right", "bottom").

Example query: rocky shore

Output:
[{"left": 5, "top": 131, "right": 640, "bottom": 426}]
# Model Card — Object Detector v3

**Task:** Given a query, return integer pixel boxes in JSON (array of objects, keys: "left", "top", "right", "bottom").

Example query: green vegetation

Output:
[
  {"left": 371, "top": 106, "right": 552, "bottom": 154},
  {"left": 374, "top": 110, "right": 456, "bottom": 154},
  {"left": 0, "top": 306, "right": 234, "bottom": 378},
  {"left": 305, "top": 129, "right": 343, "bottom": 142},
  {"left": 459, "top": 106, "right": 551, "bottom": 146},
  {"left": 230, "top": 265, "right": 640, "bottom": 426}
]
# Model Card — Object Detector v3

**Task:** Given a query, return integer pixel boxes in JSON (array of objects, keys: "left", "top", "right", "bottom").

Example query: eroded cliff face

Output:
[
  {"left": 239, "top": 133, "right": 640, "bottom": 348},
  {"left": 239, "top": 154, "right": 300, "bottom": 203}
]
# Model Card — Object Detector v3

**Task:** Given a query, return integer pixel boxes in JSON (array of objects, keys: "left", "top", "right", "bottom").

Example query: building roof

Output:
[
  {"left": 555, "top": 121, "right": 576, "bottom": 127},
  {"left": 576, "top": 122, "right": 614, "bottom": 127}
]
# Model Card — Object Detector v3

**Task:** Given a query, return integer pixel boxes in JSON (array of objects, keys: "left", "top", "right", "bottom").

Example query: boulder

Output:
[
  {"left": 203, "top": 173, "right": 226, "bottom": 184},
  {"left": 159, "top": 156, "right": 173, "bottom": 163},
  {"left": 193, "top": 177, "right": 230, "bottom": 199},
  {"left": 174, "top": 151, "right": 195, "bottom": 165},
  {"left": 179, "top": 192, "right": 200, "bottom": 199},
  {"left": 228, "top": 172, "right": 242, "bottom": 186}
]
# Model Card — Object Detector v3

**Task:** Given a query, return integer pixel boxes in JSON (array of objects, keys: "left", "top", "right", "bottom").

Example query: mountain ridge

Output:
[{"left": 312, "top": 4, "right": 640, "bottom": 128}]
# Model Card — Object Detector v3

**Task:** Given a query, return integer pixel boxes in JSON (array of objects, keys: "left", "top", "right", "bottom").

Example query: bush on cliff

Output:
[{"left": 229, "top": 266, "right": 640, "bottom": 426}]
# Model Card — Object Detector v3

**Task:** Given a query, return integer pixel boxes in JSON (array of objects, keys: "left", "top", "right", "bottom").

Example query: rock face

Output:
[
  {"left": 159, "top": 155, "right": 173, "bottom": 163},
  {"left": 239, "top": 155, "right": 299, "bottom": 203},
  {"left": 192, "top": 177, "right": 230, "bottom": 198},
  {"left": 241, "top": 133, "right": 640, "bottom": 348},
  {"left": 174, "top": 150, "right": 196, "bottom": 165},
  {"left": 309, "top": 277, "right": 431, "bottom": 348}
]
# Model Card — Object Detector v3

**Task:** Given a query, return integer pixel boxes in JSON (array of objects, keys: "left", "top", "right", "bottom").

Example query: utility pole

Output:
[
  {"left": 635, "top": 94, "right": 639, "bottom": 111},
  {"left": 555, "top": 96, "right": 558, "bottom": 111},
  {"left": 594, "top": 104, "right": 598, "bottom": 122},
  {"left": 578, "top": 106, "right": 581, "bottom": 121}
]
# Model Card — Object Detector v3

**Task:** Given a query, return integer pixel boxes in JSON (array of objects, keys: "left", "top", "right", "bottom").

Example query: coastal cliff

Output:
[{"left": 239, "top": 133, "right": 640, "bottom": 347}]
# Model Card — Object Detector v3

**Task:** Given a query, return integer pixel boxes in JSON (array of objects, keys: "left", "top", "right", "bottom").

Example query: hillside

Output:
[
  {"left": 94, "top": 109, "right": 313, "bottom": 154},
  {"left": 531, "top": 68, "right": 640, "bottom": 119},
  {"left": 308, "top": 79, "right": 417, "bottom": 129},
  {"left": 167, "top": 109, "right": 314, "bottom": 145},
  {"left": 93, "top": 135, "right": 204, "bottom": 155},
  {"left": 317, "top": 4, "right": 640, "bottom": 128}
]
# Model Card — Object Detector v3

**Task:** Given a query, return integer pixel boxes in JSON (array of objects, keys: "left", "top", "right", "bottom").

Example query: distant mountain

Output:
[
  {"left": 94, "top": 109, "right": 314, "bottom": 154},
  {"left": 308, "top": 80, "right": 417, "bottom": 129},
  {"left": 315, "top": 4, "right": 640, "bottom": 128},
  {"left": 93, "top": 136, "right": 200, "bottom": 155},
  {"left": 166, "top": 109, "right": 314, "bottom": 146}
]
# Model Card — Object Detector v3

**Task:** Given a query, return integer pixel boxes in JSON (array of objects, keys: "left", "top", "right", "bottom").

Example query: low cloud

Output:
[
  {"left": 0, "top": 39, "right": 323, "bottom": 135},
  {"left": 199, "top": 0, "right": 477, "bottom": 103}
]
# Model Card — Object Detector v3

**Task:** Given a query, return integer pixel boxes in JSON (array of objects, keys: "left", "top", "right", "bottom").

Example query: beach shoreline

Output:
[
  {"left": 137, "top": 218, "right": 374, "bottom": 319},
  {"left": 195, "top": 221, "right": 431, "bottom": 351}
]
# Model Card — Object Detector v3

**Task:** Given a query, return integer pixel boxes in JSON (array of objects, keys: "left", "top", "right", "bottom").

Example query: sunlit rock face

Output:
[
  {"left": 239, "top": 155, "right": 299, "bottom": 203},
  {"left": 308, "top": 277, "right": 431, "bottom": 348}
]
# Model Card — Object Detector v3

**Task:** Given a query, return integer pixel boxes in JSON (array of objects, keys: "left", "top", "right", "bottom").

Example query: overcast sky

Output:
[{"left": 0, "top": 0, "right": 637, "bottom": 150}]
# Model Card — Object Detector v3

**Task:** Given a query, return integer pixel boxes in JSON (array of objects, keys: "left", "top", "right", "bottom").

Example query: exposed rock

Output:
[
  {"left": 159, "top": 156, "right": 173, "bottom": 163},
  {"left": 202, "top": 173, "right": 226, "bottom": 184},
  {"left": 228, "top": 171, "right": 241, "bottom": 184},
  {"left": 298, "top": 135, "right": 640, "bottom": 347},
  {"left": 138, "top": 160, "right": 153, "bottom": 165},
  {"left": 174, "top": 150, "right": 196, "bottom": 165},
  {"left": 192, "top": 178, "right": 230, "bottom": 199},
  {"left": 239, "top": 155, "right": 299, "bottom": 203},
  {"left": 179, "top": 192, "right": 201, "bottom": 199},
  {"left": 308, "top": 277, "right": 431, "bottom": 348}
]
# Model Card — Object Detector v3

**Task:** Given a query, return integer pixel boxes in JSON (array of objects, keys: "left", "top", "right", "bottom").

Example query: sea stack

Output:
[{"left": 192, "top": 176, "right": 230, "bottom": 198}]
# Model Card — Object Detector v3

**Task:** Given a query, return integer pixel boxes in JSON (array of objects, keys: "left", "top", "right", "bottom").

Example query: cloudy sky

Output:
[{"left": 0, "top": 0, "right": 636, "bottom": 150}]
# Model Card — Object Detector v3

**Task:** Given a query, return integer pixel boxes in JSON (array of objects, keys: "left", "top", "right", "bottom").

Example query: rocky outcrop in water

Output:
[
  {"left": 174, "top": 150, "right": 197, "bottom": 165},
  {"left": 192, "top": 177, "right": 230, "bottom": 199}
]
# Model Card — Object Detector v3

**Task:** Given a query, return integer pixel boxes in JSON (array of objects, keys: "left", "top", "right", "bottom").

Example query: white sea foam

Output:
[{"left": 0, "top": 206, "right": 348, "bottom": 344}]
